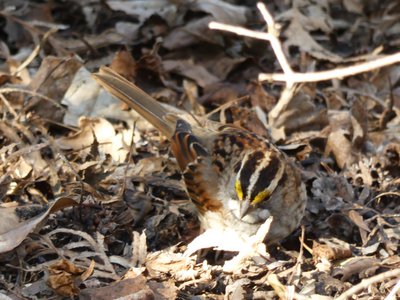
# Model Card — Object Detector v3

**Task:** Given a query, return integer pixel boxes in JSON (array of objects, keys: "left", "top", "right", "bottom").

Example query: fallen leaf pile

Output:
[{"left": 0, "top": 0, "right": 399, "bottom": 299}]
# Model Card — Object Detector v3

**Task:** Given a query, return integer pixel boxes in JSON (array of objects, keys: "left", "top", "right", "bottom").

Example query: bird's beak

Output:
[{"left": 239, "top": 199, "right": 251, "bottom": 219}]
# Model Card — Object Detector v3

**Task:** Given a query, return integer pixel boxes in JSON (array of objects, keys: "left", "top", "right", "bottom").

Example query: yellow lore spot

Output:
[
  {"left": 235, "top": 180, "right": 243, "bottom": 201},
  {"left": 252, "top": 190, "right": 271, "bottom": 205}
]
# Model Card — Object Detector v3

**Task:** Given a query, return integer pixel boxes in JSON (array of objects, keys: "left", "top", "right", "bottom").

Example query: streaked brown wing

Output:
[
  {"left": 170, "top": 119, "right": 222, "bottom": 212},
  {"left": 170, "top": 119, "right": 208, "bottom": 171}
]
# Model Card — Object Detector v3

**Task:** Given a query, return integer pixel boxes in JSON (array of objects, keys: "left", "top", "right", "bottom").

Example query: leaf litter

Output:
[{"left": 0, "top": 0, "right": 399, "bottom": 299}]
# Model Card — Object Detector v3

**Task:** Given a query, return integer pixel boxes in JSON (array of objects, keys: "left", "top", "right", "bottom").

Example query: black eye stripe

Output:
[
  {"left": 250, "top": 155, "right": 281, "bottom": 200},
  {"left": 239, "top": 151, "right": 265, "bottom": 199}
]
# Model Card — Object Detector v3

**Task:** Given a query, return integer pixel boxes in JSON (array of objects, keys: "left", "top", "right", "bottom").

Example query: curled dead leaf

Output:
[
  {"left": 325, "top": 129, "right": 354, "bottom": 168},
  {"left": 27, "top": 56, "right": 82, "bottom": 122},
  {"left": 164, "top": 16, "right": 223, "bottom": 50},
  {"left": 163, "top": 59, "right": 220, "bottom": 88},
  {"left": 312, "top": 238, "right": 352, "bottom": 263},
  {"left": 57, "top": 117, "right": 130, "bottom": 163},
  {"left": 333, "top": 257, "right": 381, "bottom": 281},
  {"left": 110, "top": 49, "right": 137, "bottom": 83},
  {"left": 47, "top": 259, "right": 87, "bottom": 297}
]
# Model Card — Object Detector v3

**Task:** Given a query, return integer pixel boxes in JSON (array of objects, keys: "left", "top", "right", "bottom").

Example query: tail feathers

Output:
[{"left": 93, "top": 66, "right": 175, "bottom": 138}]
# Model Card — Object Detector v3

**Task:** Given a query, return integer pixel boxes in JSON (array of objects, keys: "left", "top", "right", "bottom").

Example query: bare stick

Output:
[
  {"left": 208, "top": 22, "right": 273, "bottom": 42},
  {"left": 257, "top": 3, "right": 294, "bottom": 86},
  {"left": 336, "top": 269, "right": 400, "bottom": 300},
  {"left": 385, "top": 278, "right": 400, "bottom": 300},
  {"left": 259, "top": 52, "right": 400, "bottom": 83},
  {"left": 209, "top": 21, "right": 295, "bottom": 87}
]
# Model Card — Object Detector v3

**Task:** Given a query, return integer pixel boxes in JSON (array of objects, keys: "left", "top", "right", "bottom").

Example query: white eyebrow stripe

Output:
[
  {"left": 236, "top": 152, "right": 249, "bottom": 182},
  {"left": 246, "top": 151, "right": 270, "bottom": 198},
  {"left": 246, "top": 150, "right": 285, "bottom": 200}
]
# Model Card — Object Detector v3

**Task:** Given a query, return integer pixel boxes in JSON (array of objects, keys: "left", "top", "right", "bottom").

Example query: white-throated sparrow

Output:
[{"left": 93, "top": 66, "right": 306, "bottom": 247}]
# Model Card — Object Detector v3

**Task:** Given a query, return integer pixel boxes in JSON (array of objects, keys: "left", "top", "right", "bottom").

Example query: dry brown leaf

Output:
[
  {"left": 293, "top": 1, "right": 332, "bottom": 33},
  {"left": 13, "top": 156, "right": 33, "bottom": 179},
  {"left": 27, "top": 56, "right": 82, "bottom": 122},
  {"left": 325, "top": 129, "right": 354, "bottom": 169},
  {"left": 248, "top": 81, "right": 277, "bottom": 112},
  {"left": 131, "top": 231, "right": 147, "bottom": 267},
  {"left": 2, "top": 1, "right": 54, "bottom": 47},
  {"left": 1, "top": 142, "right": 48, "bottom": 180},
  {"left": 107, "top": 0, "right": 177, "bottom": 26},
  {"left": 47, "top": 259, "right": 86, "bottom": 297},
  {"left": 333, "top": 257, "right": 381, "bottom": 281},
  {"left": 80, "top": 260, "right": 95, "bottom": 282},
  {"left": 283, "top": 20, "right": 341, "bottom": 62},
  {"left": 312, "top": 238, "right": 352, "bottom": 263},
  {"left": 193, "top": 0, "right": 248, "bottom": 25},
  {"left": 183, "top": 79, "right": 204, "bottom": 115},
  {"left": 163, "top": 16, "right": 223, "bottom": 50},
  {"left": 146, "top": 250, "right": 193, "bottom": 277},
  {"left": 57, "top": 123, "right": 92, "bottom": 154},
  {"left": 350, "top": 98, "right": 368, "bottom": 149},
  {"left": 81, "top": 275, "right": 154, "bottom": 299},
  {"left": 109, "top": 49, "right": 137, "bottom": 83},
  {"left": 133, "top": 157, "right": 165, "bottom": 176},
  {"left": 0, "top": 197, "right": 77, "bottom": 253},
  {"left": 0, "top": 71, "right": 12, "bottom": 86},
  {"left": 57, "top": 117, "right": 131, "bottom": 162},
  {"left": 347, "top": 210, "right": 370, "bottom": 232},
  {"left": 53, "top": 31, "right": 125, "bottom": 53},
  {"left": 147, "top": 280, "right": 178, "bottom": 299},
  {"left": 62, "top": 67, "right": 133, "bottom": 126},
  {"left": 7, "top": 56, "right": 33, "bottom": 85},
  {"left": 343, "top": 0, "right": 364, "bottom": 14},
  {"left": 200, "top": 82, "right": 246, "bottom": 106},
  {"left": 163, "top": 59, "right": 220, "bottom": 88},
  {"left": 202, "top": 54, "right": 246, "bottom": 81},
  {"left": 269, "top": 88, "right": 329, "bottom": 135},
  {"left": 277, "top": 5, "right": 342, "bottom": 62},
  {"left": 311, "top": 175, "right": 354, "bottom": 213},
  {"left": 225, "top": 278, "right": 251, "bottom": 299}
]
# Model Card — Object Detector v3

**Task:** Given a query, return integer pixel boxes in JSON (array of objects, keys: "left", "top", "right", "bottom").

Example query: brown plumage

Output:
[{"left": 93, "top": 66, "right": 307, "bottom": 244}]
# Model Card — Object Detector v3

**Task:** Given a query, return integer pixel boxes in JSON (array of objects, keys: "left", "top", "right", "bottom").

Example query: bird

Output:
[{"left": 93, "top": 66, "right": 307, "bottom": 249}]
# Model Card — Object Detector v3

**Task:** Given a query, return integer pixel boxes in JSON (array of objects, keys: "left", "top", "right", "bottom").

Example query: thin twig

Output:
[
  {"left": 0, "top": 92, "right": 18, "bottom": 117},
  {"left": 13, "top": 27, "right": 58, "bottom": 77},
  {"left": 0, "top": 88, "right": 66, "bottom": 110},
  {"left": 336, "top": 269, "right": 400, "bottom": 300}
]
